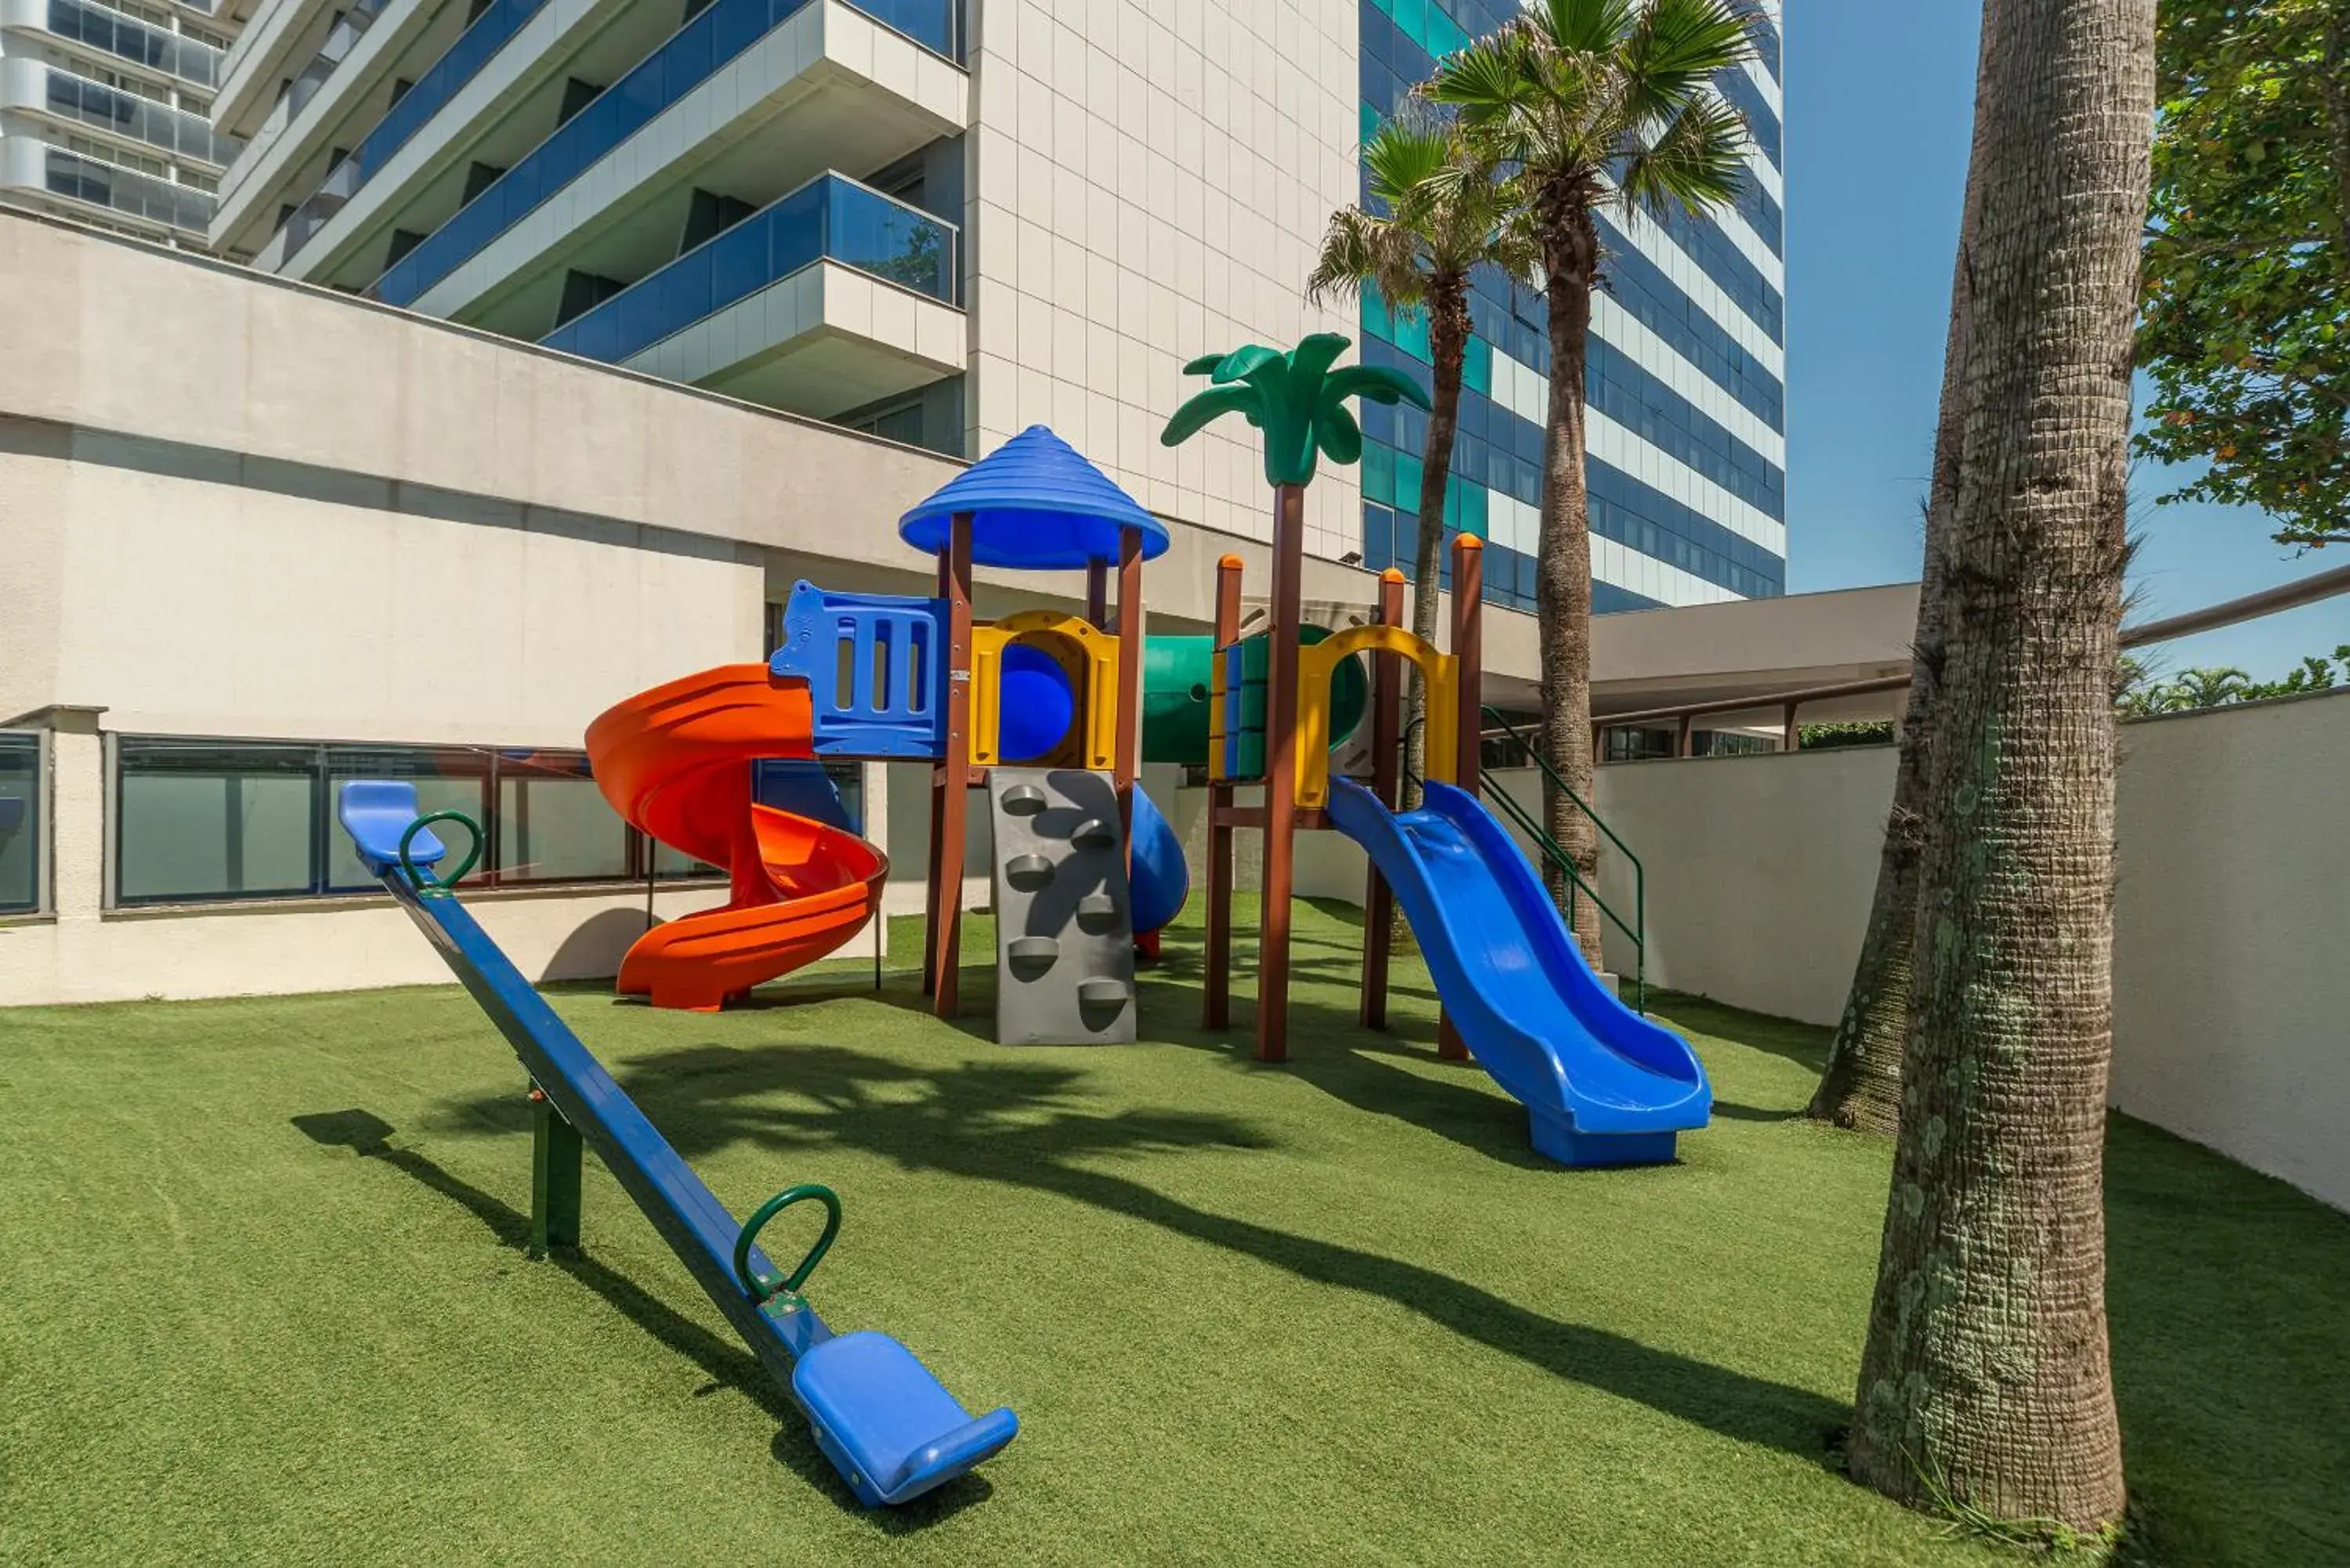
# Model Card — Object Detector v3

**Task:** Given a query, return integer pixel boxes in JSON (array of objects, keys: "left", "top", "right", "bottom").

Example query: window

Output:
[
  {"left": 112, "top": 738, "right": 725, "bottom": 907},
  {"left": 117, "top": 741, "right": 317, "bottom": 903},
  {"left": 844, "top": 400, "right": 926, "bottom": 446},
  {"left": 0, "top": 733, "right": 43, "bottom": 916},
  {"left": 497, "top": 753, "right": 628, "bottom": 882}
]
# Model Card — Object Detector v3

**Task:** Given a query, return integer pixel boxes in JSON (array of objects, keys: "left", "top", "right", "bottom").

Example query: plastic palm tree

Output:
[
  {"left": 1161, "top": 333, "right": 1429, "bottom": 490},
  {"left": 1308, "top": 110, "right": 1535, "bottom": 807},
  {"left": 1427, "top": 0, "right": 1759, "bottom": 957}
]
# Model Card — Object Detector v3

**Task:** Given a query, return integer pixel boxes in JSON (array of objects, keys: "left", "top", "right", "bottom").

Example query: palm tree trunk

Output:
[
  {"left": 1405, "top": 277, "right": 1471, "bottom": 815},
  {"left": 1809, "top": 16, "right": 1996, "bottom": 1131},
  {"left": 1535, "top": 212, "right": 1603, "bottom": 969},
  {"left": 1846, "top": 0, "right": 2150, "bottom": 1534}
]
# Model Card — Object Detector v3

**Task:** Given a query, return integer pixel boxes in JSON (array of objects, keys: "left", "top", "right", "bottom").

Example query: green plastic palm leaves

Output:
[{"left": 1160, "top": 333, "right": 1430, "bottom": 489}]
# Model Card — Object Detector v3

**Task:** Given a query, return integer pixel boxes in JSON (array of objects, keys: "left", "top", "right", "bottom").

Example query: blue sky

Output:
[{"left": 1782, "top": 0, "right": 2348, "bottom": 678}]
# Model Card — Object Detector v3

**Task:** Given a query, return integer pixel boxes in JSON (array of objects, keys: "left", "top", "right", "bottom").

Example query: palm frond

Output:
[
  {"left": 1209, "top": 345, "right": 1285, "bottom": 385},
  {"left": 1315, "top": 405, "right": 1365, "bottom": 466},
  {"left": 1307, "top": 204, "right": 1428, "bottom": 311},
  {"left": 1362, "top": 114, "right": 1457, "bottom": 205},
  {"left": 1618, "top": 93, "right": 1748, "bottom": 223},
  {"left": 1159, "top": 384, "right": 1262, "bottom": 447},
  {"left": 1321, "top": 364, "right": 1433, "bottom": 412},
  {"left": 1618, "top": 0, "right": 1761, "bottom": 131},
  {"left": 1424, "top": 34, "right": 1534, "bottom": 131},
  {"left": 1285, "top": 332, "right": 1353, "bottom": 390},
  {"left": 1539, "top": 0, "right": 1638, "bottom": 56}
]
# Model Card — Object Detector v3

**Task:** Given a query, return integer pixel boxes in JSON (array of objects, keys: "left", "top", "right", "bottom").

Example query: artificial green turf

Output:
[{"left": 2, "top": 898, "right": 2345, "bottom": 1566}]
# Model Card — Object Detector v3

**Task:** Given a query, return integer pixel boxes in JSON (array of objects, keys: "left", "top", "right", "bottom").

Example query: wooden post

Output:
[
  {"left": 1452, "top": 535, "right": 1483, "bottom": 793},
  {"left": 1438, "top": 534, "right": 1483, "bottom": 1061},
  {"left": 926, "top": 512, "right": 974, "bottom": 1017},
  {"left": 1086, "top": 557, "right": 1109, "bottom": 630},
  {"left": 1203, "top": 554, "right": 1243, "bottom": 1030},
  {"left": 1256, "top": 482, "right": 1306, "bottom": 1064},
  {"left": 1361, "top": 568, "right": 1405, "bottom": 1029},
  {"left": 1114, "top": 528, "right": 1144, "bottom": 865},
  {"left": 1782, "top": 700, "right": 1801, "bottom": 753}
]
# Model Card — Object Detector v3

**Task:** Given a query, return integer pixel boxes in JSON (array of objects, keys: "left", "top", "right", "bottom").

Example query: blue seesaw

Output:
[{"left": 337, "top": 780, "right": 1017, "bottom": 1507}]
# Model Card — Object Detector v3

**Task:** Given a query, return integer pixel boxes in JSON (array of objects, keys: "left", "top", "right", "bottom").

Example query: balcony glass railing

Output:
[
  {"left": 42, "top": 66, "right": 239, "bottom": 167},
  {"left": 372, "top": 0, "right": 956, "bottom": 308},
  {"left": 43, "top": 0, "right": 222, "bottom": 89},
  {"left": 541, "top": 172, "right": 956, "bottom": 364},
  {"left": 350, "top": 0, "right": 543, "bottom": 183},
  {"left": 45, "top": 146, "right": 213, "bottom": 232}
]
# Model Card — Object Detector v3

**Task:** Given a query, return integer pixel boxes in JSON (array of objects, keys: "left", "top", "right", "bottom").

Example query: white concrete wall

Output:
[
  {"left": 1280, "top": 695, "right": 2350, "bottom": 1212},
  {"left": 2108, "top": 693, "right": 2350, "bottom": 1212},
  {"left": 966, "top": 0, "right": 1362, "bottom": 559}
]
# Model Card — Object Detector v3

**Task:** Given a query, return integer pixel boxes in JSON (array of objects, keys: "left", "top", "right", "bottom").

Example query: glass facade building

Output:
[
  {"left": 0, "top": 0, "right": 239, "bottom": 246},
  {"left": 1354, "top": 0, "right": 1788, "bottom": 615}
]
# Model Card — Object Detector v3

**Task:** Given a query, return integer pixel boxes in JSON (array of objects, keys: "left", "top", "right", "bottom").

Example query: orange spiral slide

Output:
[{"left": 586, "top": 664, "right": 887, "bottom": 1010}]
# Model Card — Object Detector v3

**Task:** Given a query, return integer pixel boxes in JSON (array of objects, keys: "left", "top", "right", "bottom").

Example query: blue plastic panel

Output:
[{"left": 772, "top": 582, "right": 949, "bottom": 759}]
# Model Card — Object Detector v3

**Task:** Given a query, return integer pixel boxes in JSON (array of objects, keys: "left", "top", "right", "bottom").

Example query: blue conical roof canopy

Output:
[{"left": 899, "top": 425, "right": 1170, "bottom": 569}]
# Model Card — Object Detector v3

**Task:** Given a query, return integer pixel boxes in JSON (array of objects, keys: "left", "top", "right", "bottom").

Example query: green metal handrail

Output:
[
  {"left": 1477, "top": 708, "right": 1647, "bottom": 1013},
  {"left": 1395, "top": 714, "right": 1646, "bottom": 1013}
]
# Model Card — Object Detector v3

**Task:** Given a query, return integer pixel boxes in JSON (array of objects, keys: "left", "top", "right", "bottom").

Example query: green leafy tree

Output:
[
  {"left": 1308, "top": 111, "right": 1535, "bottom": 809},
  {"left": 1162, "top": 334, "right": 1429, "bottom": 489},
  {"left": 1426, "top": 0, "right": 1758, "bottom": 958},
  {"left": 2138, "top": 0, "right": 2350, "bottom": 549}
]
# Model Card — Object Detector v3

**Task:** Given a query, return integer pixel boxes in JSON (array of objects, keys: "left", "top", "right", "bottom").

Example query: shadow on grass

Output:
[
  {"left": 287, "top": 1107, "right": 992, "bottom": 1532},
  {"left": 432, "top": 1043, "right": 1843, "bottom": 1465}
]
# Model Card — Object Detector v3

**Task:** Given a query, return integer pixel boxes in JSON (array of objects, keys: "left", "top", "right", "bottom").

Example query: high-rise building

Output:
[
  {"left": 211, "top": 0, "right": 1781, "bottom": 611},
  {"left": 0, "top": 0, "right": 245, "bottom": 247},
  {"left": 1356, "top": 0, "right": 1786, "bottom": 613}
]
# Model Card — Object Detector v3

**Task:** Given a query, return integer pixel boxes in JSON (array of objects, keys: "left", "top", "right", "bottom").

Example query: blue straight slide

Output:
[
  {"left": 1325, "top": 777, "right": 1710, "bottom": 1166},
  {"left": 335, "top": 781, "right": 1016, "bottom": 1506}
]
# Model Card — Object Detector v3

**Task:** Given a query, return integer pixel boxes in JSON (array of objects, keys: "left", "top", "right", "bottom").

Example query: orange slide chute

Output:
[{"left": 586, "top": 664, "right": 886, "bottom": 1010}]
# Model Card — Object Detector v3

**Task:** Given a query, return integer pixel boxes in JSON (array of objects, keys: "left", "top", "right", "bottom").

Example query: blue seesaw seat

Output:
[{"left": 793, "top": 1331, "right": 1023, "bottom": 1507}]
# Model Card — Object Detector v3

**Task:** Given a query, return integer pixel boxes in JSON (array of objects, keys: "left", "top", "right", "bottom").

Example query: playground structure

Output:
[
  {"left": 1167, "top": 338, "right": 1712, "bottom": 1166},
  {"left": 317, "top": 343, "right": 1707, "bottom": 1508},
  {"left": 578, "top": 425, "right": 1191, "bottom": 1046}
]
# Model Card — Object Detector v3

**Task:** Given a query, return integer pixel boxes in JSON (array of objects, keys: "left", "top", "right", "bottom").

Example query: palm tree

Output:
[
  {"left": 1307, "top": 111, "right": 1535, "bottom": 807},
  {"left": 1427, "top": 0, "right": 1759, "bottom": 960},
  {"left": 1846, "top": 0, "right": 2153, "bottom": 1534}
]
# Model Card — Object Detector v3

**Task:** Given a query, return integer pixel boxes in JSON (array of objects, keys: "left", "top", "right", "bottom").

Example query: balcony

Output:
[
  {"left": 1, "top": 139, "right": 215, "bottom": 237},
  {"left": 540, "top": 172, "right": 962, "bottom": 414},
  {"left": 24, "top": 0, "right": 226, "bottom": 89},
  {"left": 367, "top": 0, "right": 962, "bottom": 316},
  {"left": 2, "top": 59, "right": 241, "bottom": 170}
]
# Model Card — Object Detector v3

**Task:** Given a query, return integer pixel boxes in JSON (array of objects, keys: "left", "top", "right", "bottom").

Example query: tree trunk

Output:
[
  {"left": 1535, "top": 211, "right": 1603, "bottom": 969},
  {"left": 1846, "top": 0, "right": 2150, "bottom": 1535},
  {"left": 1405, "top": 275, "right": 1471, "bottom": 815},
  {"left": 1809, "top": 9, "right": 1998, "bottom": 1132}
]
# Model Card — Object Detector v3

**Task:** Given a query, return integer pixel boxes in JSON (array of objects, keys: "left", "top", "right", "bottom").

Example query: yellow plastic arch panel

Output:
[
  {"left": 969, "top": 612, "right": 1121, "bottom": 770},
  {"left": 1295, "top": 624, "right": 1457, "bottom": 809}
]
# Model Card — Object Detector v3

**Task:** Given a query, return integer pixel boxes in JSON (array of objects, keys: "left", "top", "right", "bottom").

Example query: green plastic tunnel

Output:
[{"left": 1141, "top": 628, "right": 1369, "bottom": 767}]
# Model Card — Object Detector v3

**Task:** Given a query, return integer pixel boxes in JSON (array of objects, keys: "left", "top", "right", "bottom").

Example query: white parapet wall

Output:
[
  {"left": 1296, "top": 691, "right": 2350, "bottom": 1212},
  {"left": 2107, "top": 692, "right": 2350, "bottom": 1212}
]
